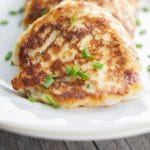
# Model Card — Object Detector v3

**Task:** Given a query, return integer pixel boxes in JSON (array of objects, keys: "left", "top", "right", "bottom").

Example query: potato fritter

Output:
[
  {"left": 12, "top": 0, "right": 142, "bottom": 108},
  {"left": 23, "top": 0, "right": 136, "bottom": 37}
]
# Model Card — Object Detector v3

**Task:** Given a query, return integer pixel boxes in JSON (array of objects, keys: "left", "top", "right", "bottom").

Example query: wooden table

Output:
[{"left": 0, "top": 130, "right": 150, "bottom": 150}]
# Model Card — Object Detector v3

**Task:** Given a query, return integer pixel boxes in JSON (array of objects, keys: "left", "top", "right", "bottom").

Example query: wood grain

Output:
[{"left": 0, "top": 130, "right": 150, "bottom": 150}]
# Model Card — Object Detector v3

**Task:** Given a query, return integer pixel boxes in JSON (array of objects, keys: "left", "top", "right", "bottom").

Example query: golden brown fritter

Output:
[
  {"left": 23, "top": 0, "right": 135, "bottom": 37},
  {"left": 12, "top": 0, "right": 142, "bottom": 108},
  {"left": 24, "top": 0, "right": 64, "bottom": 27}
]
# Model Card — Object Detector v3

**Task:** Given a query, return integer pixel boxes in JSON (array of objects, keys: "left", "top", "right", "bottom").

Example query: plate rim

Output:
[{"left": 0, "top": 117, "right": 150, "bottom": 140}]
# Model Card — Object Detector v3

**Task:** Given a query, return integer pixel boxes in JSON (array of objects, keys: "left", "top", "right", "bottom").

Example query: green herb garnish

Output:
[
  {"left": 147, "top": 65, "right": 150, "bottom": 72},
  {"left": 9, "top": 10, "right": 18, "bottom": 16},
  {"left": 18, "top": 7, "right": 24, "bottom": 13},
  {"left": 66, "top": 65, "right": 80, "bottom": 76},
  {"left": 28, "top": 96, "right": 37, "bottom": 102},
  {"left": 139, "top": 29, "right": 146, "bottom": 35},
  {"left": 45, "top": 95, "right": 60, "bottom": 109},
  {"left": 66, "top": 65, "right": 89, "bottom": 80},
  {"left": 44, "top": 77, "right": 54, "bottom": 88},
  {"left": 86, "top": 83, "right": 91, "bottom": 89},
  {"left": 43, "top": 74, "right": 59, "bottom": 88},
  {"left": 70, "top": 15, "right": 78, "bottom": 24},
  {"left": 77, "top": 71, "right": 89, "bottom": 80},
  {"left": 136, "top": 19, "right": 141, "bottom": 26},
  {"left": 136, "top": 43, "right": 143, "bottom": 49},
  {"left": 82, "top": 48, "right": 91, "bottom": 58},
  {"left": 5, "top": 51, "right": 12, "bottom": 61},
  {"left": 142, "top": 7, "right": 150, "bottom": 12},
  {"left": 0, "top": 20, "right": 8, "bottom": 26},
  {"left": 9, "top": 7, "right": 24, "bottom": 16},
  {"left": 41, "top": 8, "right": 49, "bottom": 16},
  {"left": 92, "top": 62, "right": 104, "bottom": 70},
  {"left": 11, "top": 61, "right": 15, "bottom": 66}
]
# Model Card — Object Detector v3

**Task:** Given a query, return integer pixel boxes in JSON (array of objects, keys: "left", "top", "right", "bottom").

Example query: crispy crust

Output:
[
  {"left": 23, "top": 0, "right": 135, "bottom": 37},
  {"left": 12, "top": 0, "right": 142, "bottom": 108}
]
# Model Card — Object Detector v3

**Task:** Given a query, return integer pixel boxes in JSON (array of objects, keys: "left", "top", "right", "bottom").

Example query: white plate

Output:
[{"left": 0, "top": 0, "right": 150, "bottom": 141}]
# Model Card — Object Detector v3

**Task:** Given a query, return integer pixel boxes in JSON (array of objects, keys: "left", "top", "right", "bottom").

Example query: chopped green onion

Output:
[
  {"left": 5, "top": 51, "right": 12, "bottom": 61},
  {"left": 11, "top": 61, "right": 15, "bottom": 66},
  {"left": 28, "top": 96, "right": 37, "bottom": 102},
  {"left": 49, "top": 73, "right": 59, "bottom": 78},
  {"left": 43, "top": 74, "right": 59, "bottom": 88},
  {"left": 45, "top": 95, "right": 60, "bottom": 109},
  {"left": 147, "top": 55, "right": 150, "bottom": 58},
  {"left": 136, "top": 43, "right": 143, "bottom": 49},
  {"left": 147, "top": 65, "right": 150, "bottom": 72},
  {"left": 0, "top": 20, "right": 8, "bottom": 26},
  {"left": 142, "top": 7, "right": 150, "bottom": 12},
  {"left": 70, "top": 15, "right": 78, "bottom": 24},
  {"left": 86, "top": 83, "right": 91, "bottom": 89},
  {"left": 66, "top": 65, "right": 80, "bottom": 76},
  {"left": 9, "top": 10, "right": 18, "bottom": 16},
  {"left": 77, "top": 71, "right": 89, "bottom": 80},
  {"left": 9, "top": 7, "right": 24, "bottom": 16},
  {"left": 136, "top": 19, "right": 141, "bottom": 26},
  {"left": 139, "top": 29, "right": 146, "bottom": 35},
  {"left": 66, "top": 67, "right": 72, "bottom": 75},
  {"left": 18, "top": 7, "right": 24, "bottom": 13},
  {"left": 44, "top": 77, "right": 54, "bottom": 88},
  {"left": 82, "top": 48, "right": 91, "bottom": 58},
  {"left": 81, "top": 48, "right": 95, "bottom": 59},
  {"left": 92, "top": 62, "right": 104, "bottom": 70},
  {"left": 41, "top": 8, "right": 49, "bottom": 16},
  {"left": 66, "top": 66, "right": 89, "bottom": 80}
]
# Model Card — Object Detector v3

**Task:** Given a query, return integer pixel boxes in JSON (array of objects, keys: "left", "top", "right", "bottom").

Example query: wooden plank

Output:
[
  {"left": 125, "top": 134, "right": 150, "bottom": 150},
  {"left": 37, "top": 139, "right": 67, "bottom": 150},
  {"left": 94, "top": 139, "right": 131, "bottom": 150},
  {"left": 1, "top": 130, "right": 150, "bottom": 150},
  {"left": 65, "top": 141, "right": 97, "bottom": 150},
  {"left": 0, "top": 130, "right": 67, "bottom": 150},
  {"left": 0, "top": 130, "right": 20, "bottom": 150}
]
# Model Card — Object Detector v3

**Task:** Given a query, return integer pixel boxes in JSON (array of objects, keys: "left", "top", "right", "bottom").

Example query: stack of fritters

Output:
[{"left": 12, "top": 0, "right": 142, "bottom": 108}]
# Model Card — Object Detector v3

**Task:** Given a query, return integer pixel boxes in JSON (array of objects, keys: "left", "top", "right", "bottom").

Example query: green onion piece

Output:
[
  {"left": 49, "top": 73, "right": 59, "bottom": 78},
  {"left": 18, "top": 7, "right": 24, "bottom": 13},
  {"left": 66, "top": 66, "right": 89, "bottom": 80},
  {"left": 142, "top": 7, "right": 150, "bottom": 12},
  {"left": 70, "top": 15, "right": 78, "bottom": 24},
  {"left": 147, "top": 55, "right": 150, "bottom": 58},
  {"left": 9, "top": 7, "right": 24, "bottom": 16},
  {"left": 5, "top": 51, "right": 12, "bottom": 61},
  {"left": 66, "top": 65, "right": 80, "bottom": 76},
  {"left": 9, "top": 10, "right": 18, "bottom": 16},
  {"left": 92, "top": 62, "right": 104, "bottom": 70},
  {"left": 77, "top": 71, "right": 89, "bottom": 80},
  {"left": 43, "top": 77, "right": 54, "bottom": 88},
  {"left": 43, "top": 74, "right": 59, "bottom": 88},
  {"left": 45, "top": 95, "right": 60, "bottom": 109},
  {"left": 136, "top": 19, "right": 141, "bottom": 26},
  {"left": 139, "top": 29, "right": 146, "bottom": 35},
  {"left": 0, "top": 20, "right": 8, "bottom": 26},
  {"left": 86, "top": 83, "right": 91, "bottom": 89},
  {"left": 11, "top": 61, "right": 15, "bottom": 66},
  {"left": 136, "top": 43, "right": 143, "bottom": 49},
  {"left": 66, "top": 67, "right": 72, "bottom": 75},
  {"left": 147, "top": 65, "right": 150, "bottom": 72},
  {"left": 28, "top": 96, "right": 37, "bottom": 102},
  {"left": 82, "top": 48, "right": 91, "bottom": 58},
  {"left": 41, "top": 8, "right": 49, "bottom": 16}
]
